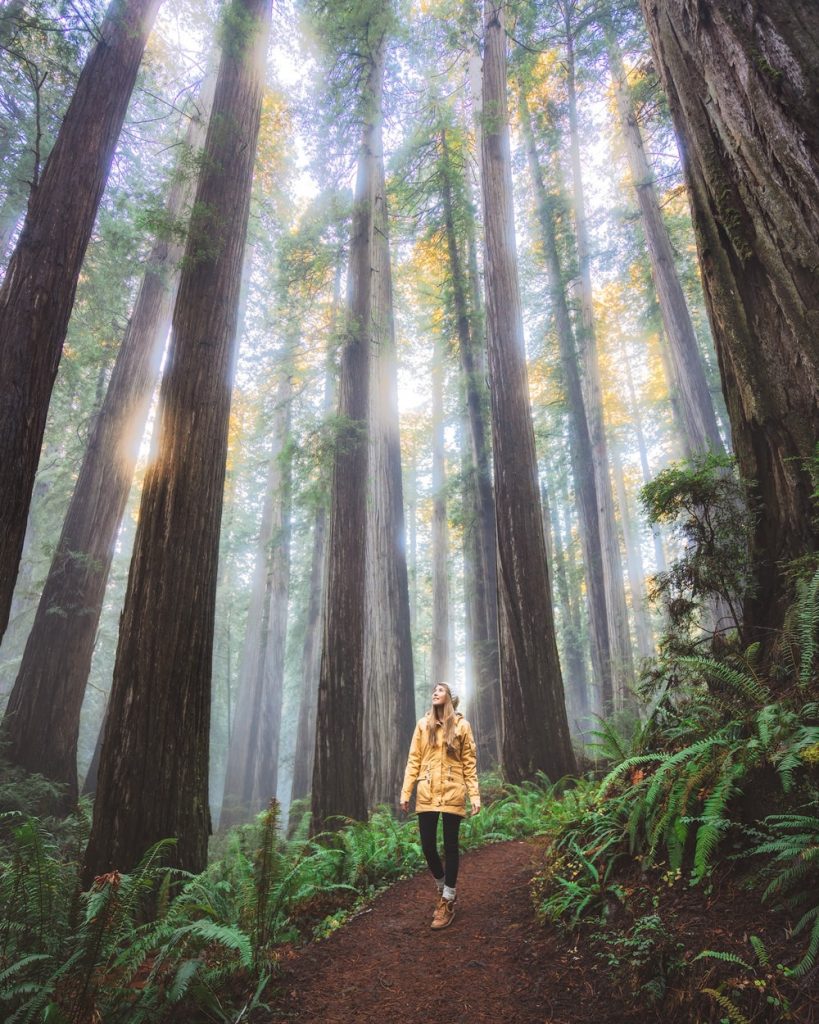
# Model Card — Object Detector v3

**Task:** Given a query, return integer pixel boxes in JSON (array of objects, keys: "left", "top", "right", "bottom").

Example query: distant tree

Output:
[
  {"left": 0, "top": 0, "right": 165, "bottom": 641},
  {"left": 480, "top": 1, "right": 575, "bottom": 781},
  {"left": 640, "top": 0, "right": 819, "bottom": 638},
  {"left": 602, "top": 14, "right": 725, "bottom": 459},
  {"left": 83, "top": 0, "right": 272, "bottom": 878},
  {"left": 220, "top": 371, "right": 292, "bottom": 828}
]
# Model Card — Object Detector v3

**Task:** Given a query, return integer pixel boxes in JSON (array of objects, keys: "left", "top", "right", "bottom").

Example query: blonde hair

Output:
[{"left": 427, "top": 682, "right": 460, "bottom": 753}]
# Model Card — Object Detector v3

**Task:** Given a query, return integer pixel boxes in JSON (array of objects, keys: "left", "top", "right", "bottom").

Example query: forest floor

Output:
[{"left": 265, "top": 839, "right": 818, "bottom": 1024}]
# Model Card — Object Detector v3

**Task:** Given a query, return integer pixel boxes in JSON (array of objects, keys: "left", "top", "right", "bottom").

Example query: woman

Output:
[{"left": 400, "top": 682, "right": 481, "bottom": 930}]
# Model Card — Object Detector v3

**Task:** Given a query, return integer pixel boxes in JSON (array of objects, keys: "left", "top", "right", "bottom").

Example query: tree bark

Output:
[
  {"left": 605, "top": 22, "right": 725, "bottom": 459},
  {"left": 311, "top": 39, "right": 386, "bottom": 832},
  {"left": 480, "top": 3, "right": 575, "bottom": 782},
  {"left": 363, "top": 113, "right": 416, "bottom": 809},
  {"left": 0, "top": 0, "right": 165, "bottom": 642},
  {"left": 639, "top": 0, "right": 819, "bottom": 638},
  {"left": 518, "top": 91, "right": 615, "bottom": 716},
  {"left": 220, "top": 372, "right": 292, "bottom": 828},
  {"left": 430, "top": 333, "right": 450, "bottom": 684},
  {"left": 83, "top": 0, "right": 271, "bottom": 879},
  {"left": 2, "top": 77, "right": 215, "bottom": 803},
  {"left": 440, "top": 130, "right": 501, "bottom": 766},
  {"left": 563, "top": 16, "right": 636, "bottom": 708}
]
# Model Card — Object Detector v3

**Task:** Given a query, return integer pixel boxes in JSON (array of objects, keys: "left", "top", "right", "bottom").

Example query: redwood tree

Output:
[
  {"left": 311, "top": 17, "right": 389, "bottom": 832},
  {"left": 83, "top": 0, "right": 272, "bottom": 878},
  {"left": 2, "top": 78, "right": 214, "bottom": 804},
  {"left": 0, "top": 0, "right": 165, "bottom": 641},
  {"left": 480, "top": 2, "right": 575, "bottom": 782},
  {"left": 640, "top": 0, "right": 819, "bottom": 638}
]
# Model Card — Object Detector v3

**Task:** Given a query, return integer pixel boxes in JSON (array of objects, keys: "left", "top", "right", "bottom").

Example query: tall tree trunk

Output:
[
  {"left": 289, "top": 502, "right": 327, "bottom": 808},
  {"left": 83, "top": 0, "right": 271, "bottom": 879},
  {"left": 611, "top": 437, "right": 654, "bottom": 661},
  {"left": 480, "top": 3, "right": 575, "bottom": 782},
  {"left": 312, "top": 39, "right": 386, "bottom": 832},
  {"left": 518, "top": 91, "right": 615, "bottom": 715},
  {"left": 0, "top": 0, "right": 165, "bottom": 641},
  {"left": 363, "top": 120, "right": 416, "bottom": 809},
  {"left": 2, "top": 78, "right": 214, "bottom": 802},
  {"left": 563, "top": 17, "right": 636, "bottom": 708},
  {"left": 290, "top": 275, "right": 340, "bottom": 810},
  {"left": 542, "top": 467, "right": 590, "bottom": 727},
  {"left": 441, "top": 130, "right": 501, "bottom": 766},
  {"left": 605, "top": 23, "right": 725, "bottom": 459},
  {"left": 430, "top": 334, "right": 450, "bottom": 683},
  {"left": 220, "top": 373, "right": 292, "bottom": 828},
  {"left": 621, "top": 339, "right": 668, "bottom": 575},
  {"left": 640, "top": 0, "right": 819, "bottom": 639}
]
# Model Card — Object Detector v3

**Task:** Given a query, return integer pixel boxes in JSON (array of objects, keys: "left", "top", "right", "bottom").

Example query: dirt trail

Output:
[{"left": 269, "top": 840, "right": 616, "bottom": 1024}]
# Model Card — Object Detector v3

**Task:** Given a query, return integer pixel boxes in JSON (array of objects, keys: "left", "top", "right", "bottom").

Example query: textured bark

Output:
[
  {"left": 519, "top": 92, "right": 615, "bottom": 716},
  {"left": 83, "top": 0, "right": 271, "bottom": 878},
  {"left": 312, "top": 41, "right": 386, "bottom": 832},
  {"left": 2, "top": 78, "right": 214, "bottom": 803},
  {"left": 363, "top": 106, "right": 416, "bottom": 809},
  {"left": 480, "top": 3, "right": 576, "bottom": 782},
  {"left": 220, "top": 373, "right": 292, "bottom": 828},
  {"left": 605, "top": 24, "right": 725, "bottom": 458},
  {"left": 430, "top": 334, "right": 450, "bottom": 684},
  {"left": 640, "top": 0, "right": 819, "bottom": 637},
  {"left": 441, "top": 132, "right": 501, "bottom": 766},
  {"left": 563, "top": 19, "right": 636, "bottom": 707},
  {"left": 0, "top": 0, "right": 165, "bottom": 642}
]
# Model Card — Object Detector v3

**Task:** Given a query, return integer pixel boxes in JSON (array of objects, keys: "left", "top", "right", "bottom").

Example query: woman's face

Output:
[{"left": 432, "top": 684, "right": 449, "bottom": 707}]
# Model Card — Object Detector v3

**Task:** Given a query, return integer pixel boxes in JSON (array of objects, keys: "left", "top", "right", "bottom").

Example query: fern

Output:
[
  {"left": 699, "top": 988, "right": 752, "bottom": 1024},
  {"left": 677, "top": 655, "right": 769, "bottom": 706}
]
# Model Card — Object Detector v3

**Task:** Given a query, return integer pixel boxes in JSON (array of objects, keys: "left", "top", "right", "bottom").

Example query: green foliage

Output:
[
  {"left": 592, "top": 913, "right": 686, "bottom": 1005},
  {"left": 640, "top": 452, "right": 754, "bottom": 651}
]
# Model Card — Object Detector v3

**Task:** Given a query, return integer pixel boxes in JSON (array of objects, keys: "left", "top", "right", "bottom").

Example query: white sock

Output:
[
  {"left": 442, "top": 884, "right": 456, "bottom": 902},
  {"left": 434, "top": 875, "right": 445, "bottom": 893}
]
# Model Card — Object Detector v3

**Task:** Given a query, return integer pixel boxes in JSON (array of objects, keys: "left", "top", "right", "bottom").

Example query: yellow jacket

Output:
[{"left": 400, "top": 712, "right": 480, "bottom": 816}]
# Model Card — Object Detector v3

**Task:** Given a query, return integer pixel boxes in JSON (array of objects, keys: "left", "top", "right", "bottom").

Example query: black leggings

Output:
[{"left": 417, "top": 811, "right": 461, "bottom": 888}]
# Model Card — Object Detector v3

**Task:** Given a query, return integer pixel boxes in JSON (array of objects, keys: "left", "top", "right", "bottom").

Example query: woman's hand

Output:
[
  {"left": 470, "top": 798, "right": 481, "bottom": 815},
  {"left": 399, "top": 800, "right": 409, "bottom": 814}
]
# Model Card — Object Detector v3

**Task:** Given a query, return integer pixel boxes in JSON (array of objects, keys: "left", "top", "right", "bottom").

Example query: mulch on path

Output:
[
  {"left": 267, "top": 839, "right": 818, "bottom": 1024},
  {"left": 269, "top": 840, "right": 632, "bottom": 1024}
]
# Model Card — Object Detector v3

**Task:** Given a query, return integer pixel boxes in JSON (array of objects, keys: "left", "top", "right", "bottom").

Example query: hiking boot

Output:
[{"left": 431, "top": 897, "right": 455, "bottom": 930}]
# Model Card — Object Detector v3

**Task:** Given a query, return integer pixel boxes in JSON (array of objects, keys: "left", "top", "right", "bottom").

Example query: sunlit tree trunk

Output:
[
  {"left": 2, "top": 78, "right": 214, "bottom": 803},
  {"left": 83, "top": 0, "right": 271, "bottom": 878},
  {"left": 363, "top": 126, "right": 416, "bottom": 809},
  {"left": 640, "top": 0, "right": 819, "bottom": 639},
  {"left": 431, "top": 334, "right": 450, "bottom": 683},
  {"left": 605, "top": 23, "right": 724, "bottom": 459},
  {"left": 290, "top": 279, "right": 339, "bottom": 810},
  {"left": 562, "top": 16, "right": 636, "bottom": 709},
  {"left": 0, "top": 0, "right": 165, "bottom": 642},
  {"left": 611, "top": 438, "right": 654, "bottom": 661},
  {"left": 519, "top": 92, "right": 615, "bottom": 715},
  {"left": 542, "top": 467, "right": 589, "bottom": 727},
  {"left": 312, "top": 39, "right": 385, "bottom": 832},
  {"left": 289, "top": 502, "right": 327, "bottom": 807},
  {"left": 220, "top": 373, "right": 292, "bottom": 828},
  {"left": 440, "top": 130, "right": 501, "bottom": 766},
  {"left": 481, "top": 3, "right": 575, "bottom": 781}
]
